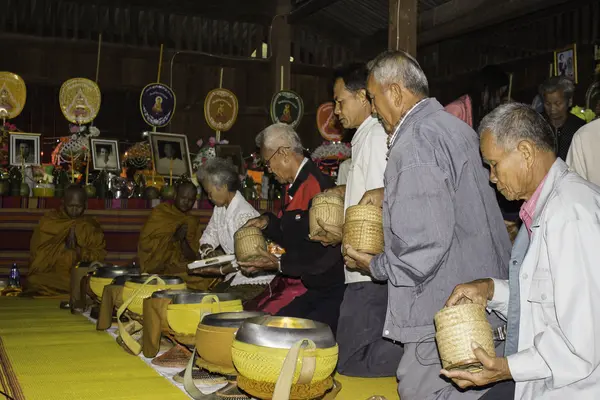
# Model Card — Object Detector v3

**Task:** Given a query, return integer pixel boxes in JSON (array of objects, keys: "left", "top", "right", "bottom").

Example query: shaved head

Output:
[
  {"left": 174, "top": 181, "right": 197, "bottom": 213},
  {"left": 63, "top": 185, "right": 87, "bottom": 218}
]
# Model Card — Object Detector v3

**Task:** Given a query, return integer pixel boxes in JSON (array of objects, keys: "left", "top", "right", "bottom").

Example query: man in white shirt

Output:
[
  {"left": 443, "top": 103, "right": 600, "bottom": 399},
  {"left": 566, "top": 118, "right": 598, "bottom": 185},
  {"left": 310, "top": 63, "right": 403, "bottom": 377}
]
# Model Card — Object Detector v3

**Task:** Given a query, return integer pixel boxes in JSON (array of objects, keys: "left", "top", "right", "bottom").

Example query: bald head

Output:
[
  {"left": 63, "top": 185, "right": 87, "bottom": 219},
  {"left": 174, "top": 182, "right": 197, "bottom": 213}
]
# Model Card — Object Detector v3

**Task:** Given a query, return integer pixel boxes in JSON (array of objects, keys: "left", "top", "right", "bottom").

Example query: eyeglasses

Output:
[{"left": 264, "top": 146, "right": 289, "bottom": 169}]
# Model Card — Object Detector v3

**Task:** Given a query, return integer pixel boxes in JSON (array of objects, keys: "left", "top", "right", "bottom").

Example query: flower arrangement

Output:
[
  {"left": 311, "top": 141, "right": 351, "bottom": 163},
  {"left": 0, "top": 122, "right": 17, "bottom": 167},
  {"left": 192, "top": 136, "right": 229, "bottom": 170},
  {"left": 123, "top": 141, "right": 152, "bottom": 170}
]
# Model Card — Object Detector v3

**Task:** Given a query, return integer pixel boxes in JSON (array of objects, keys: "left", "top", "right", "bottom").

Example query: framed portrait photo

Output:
[
  {"left": 215, "top": 144, "right": 245, "bottom": 176},
  {"left": 554, "top": 43, "right": 578, "bottom": 83},
  {"left": 147, "top": 132, "right": 192, "bottom": 178},
  {"left": 9, "top": 132, "right": 41, "bottom": 167},
  {"left": 90, "top": 138, "right": 121, "bottom": 172}
]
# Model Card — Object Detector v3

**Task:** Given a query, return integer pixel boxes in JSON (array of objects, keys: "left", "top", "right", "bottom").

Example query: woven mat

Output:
[
  {"left": 0, "top": 297, "right": 188, "bottom": 400},
  {"left": 151, "top": 343, "right": 192, "bottom": 368}
]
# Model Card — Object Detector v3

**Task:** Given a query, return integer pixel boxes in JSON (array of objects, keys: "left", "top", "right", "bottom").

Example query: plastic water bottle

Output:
[{"left": 8, "top": 263, "right": 21, "bottom": 288}]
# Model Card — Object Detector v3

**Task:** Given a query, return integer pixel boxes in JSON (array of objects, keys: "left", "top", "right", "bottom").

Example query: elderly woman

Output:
[
  {"left": 239, "top": 123, "right": 346, "bottom": 334},
  {"left": 195, "top": 157, "right": 274, "bottom": 301},
  {"left": 443, "top": 103, "right": 600, "bottom": 399},
  {"left": 539, "top": 76, "right": 585, "bottom": 160}
]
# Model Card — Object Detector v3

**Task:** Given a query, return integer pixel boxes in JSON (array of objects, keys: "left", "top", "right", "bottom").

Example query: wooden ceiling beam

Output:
[
  {"left": 288, "top": 0, "right": 343, "bottom": 24},
  {"left": 418, "top": 0, "right": 574, "bottom": 46}
]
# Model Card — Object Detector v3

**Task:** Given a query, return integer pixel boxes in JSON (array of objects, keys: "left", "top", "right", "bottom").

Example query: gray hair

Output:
[
  {"left": 538, "top": 76, "right": 575, "bottom": 101},
  {"left": 367, "top": 50, "right": 429, "bottom": 97},
  {"left": 196, "top": 157, "right": 241, "bottom": 192},
  {"left": 478, "top": 103, "right": 556, "bottom": 153},
  {"left": 255, "top": 123, "right": 304, "bottom": 155}
]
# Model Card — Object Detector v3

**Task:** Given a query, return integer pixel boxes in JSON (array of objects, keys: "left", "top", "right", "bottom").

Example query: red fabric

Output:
[
  {"left": 444, "top": 95, "right": 473, "bottom": 127},
  {"left": 519, "top": 175, "right": 547, "bottom": 236},
  {"left": 243, "top": 276, "right": 306, "bottom": 314}
]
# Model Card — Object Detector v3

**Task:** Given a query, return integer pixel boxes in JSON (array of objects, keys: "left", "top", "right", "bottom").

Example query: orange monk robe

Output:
[
  {"left": 27, "top": 209, "right": 106, "bottom": 296},
  {"left": 138, "top": 203, "right": 216, "bottom": 290}
]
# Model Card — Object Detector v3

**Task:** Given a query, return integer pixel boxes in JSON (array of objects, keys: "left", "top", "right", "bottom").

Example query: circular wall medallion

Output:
[
  {"left": 140, "top": 83, "right": 176, "bottom": 127},
  {"left": 316, "top": 102, "right": 343, "bottom": 141},
  {"left": 0, "top": 72, "right": 27, "bottom": 120},
  {"left": 204, "top": 88, "right": 239, "bottom": 132},
  {"left": 59, "top": 78, "right": 101, "bottom": 124},
  {"left": 270, "top": 91, "right": 304, "bottom": 128}
]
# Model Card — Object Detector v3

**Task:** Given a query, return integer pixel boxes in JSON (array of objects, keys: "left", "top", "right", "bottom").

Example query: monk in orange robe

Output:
[
  {"left": 137, "top": 182, "right": 216, "bottom": 290},
  {"left": 27, "top": 186, "right": 106, "bottom": 296}
]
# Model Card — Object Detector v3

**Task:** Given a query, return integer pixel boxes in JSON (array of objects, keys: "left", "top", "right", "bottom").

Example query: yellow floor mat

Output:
[
  {"left": 335, "top": 373, "right": 399, "bottom": 399},
  {"left": 0, "top": 297, "right": 188, "bottom": 400}
]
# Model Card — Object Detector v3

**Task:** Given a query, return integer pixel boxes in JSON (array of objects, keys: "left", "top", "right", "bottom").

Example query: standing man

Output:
[
  {"left": 539, "top": 76, "right": 585, "bottom": 160},
  {"left": 310, "top": 63, "right": 403, "bottom": 377},
  {"left": 344, "top": 50, "right": 511, "bottom": 399},
  {"left": 443, "top": 103, "right": 600, "bottom": 399},
  {"left": 566, "top": 118, "right": 600, "bottom": 186}
]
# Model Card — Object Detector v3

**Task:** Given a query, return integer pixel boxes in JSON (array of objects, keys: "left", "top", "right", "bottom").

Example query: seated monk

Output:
[
  {"left": 137, "top": 182, "right": 216, "bottom": 290},
  {"left": 26, "top": 185, "right": 106, "bottom": 296}
]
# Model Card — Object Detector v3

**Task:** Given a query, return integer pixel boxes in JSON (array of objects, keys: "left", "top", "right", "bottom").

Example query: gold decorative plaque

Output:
[
  {"left": 0, "top": 72, "right": 27, "bottom": 120},
  {"left": 59, "top": 78, "right": 102, "bottom": 124}
]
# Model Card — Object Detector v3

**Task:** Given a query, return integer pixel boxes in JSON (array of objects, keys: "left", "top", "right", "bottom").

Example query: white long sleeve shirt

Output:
[
  {"left": 200, "top": 190, "right": 274, "bottom": 286},
  {"left": 487, "top": 160, "right": 600, "bottom": 400},
  {"left": 566, "top": 119, "right": 599, "bottom": 185},
  {"left": 344, "top": 116, "right": 388, "bottom": 284}
]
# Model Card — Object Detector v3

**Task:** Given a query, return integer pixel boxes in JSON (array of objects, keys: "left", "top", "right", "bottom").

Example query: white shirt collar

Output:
[
  {"left": 387, "top": 98, "right": 428, "bottom": 150},
  {"left": 352, "top": 116, "right": 378, "bottom": 146},
  {"left": 292, "top": 157, "right": 309, "bottom": 186}
]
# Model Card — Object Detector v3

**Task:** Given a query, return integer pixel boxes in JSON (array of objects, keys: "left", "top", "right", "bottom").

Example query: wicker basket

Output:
[
  {"left": 434, "top": 304, "right": 495, "bottom": 371},
  {"left": 234, "top": 227, "right": 267, "bottom": 262},
  {"left": 342, "top": 205, "right": 384, "bottom": 255},
  {"left": 309, "top": 193, "right": 345, "bottom": 237}
]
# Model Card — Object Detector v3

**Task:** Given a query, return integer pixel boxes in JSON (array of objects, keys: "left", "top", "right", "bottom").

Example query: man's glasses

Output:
[{"left": 264, "top": 146, "right": 290, "bottom": 169}]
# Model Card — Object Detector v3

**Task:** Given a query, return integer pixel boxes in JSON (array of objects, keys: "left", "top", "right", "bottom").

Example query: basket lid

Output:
[
  {"left": 312, "top": 192, "right": 344, "bottom": 206},
  {"left": 200, "top": 311, "right": 266, "bottom": 328},
  {"left": 235, "top": 316, "right": 336, "bottom": 349},
  {"left": 234, "top": 226, "right": 264, "bottom": 239},
  {"left": 128, "top": 275, "right": 184, "bottom": 285}
]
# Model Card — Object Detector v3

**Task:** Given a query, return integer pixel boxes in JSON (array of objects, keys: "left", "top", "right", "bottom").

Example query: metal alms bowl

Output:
[
  {"left": 172, "top": 291, "right": 239, "bottom": 304},
  {"left": 200, "top": 311, "right": 267, "bottom": 329},
  {"left": 151, "top": 289, "right": 190, "bottom": 299},
  {"left": 127, "top": 275, "right": 185, "bottom": 285},
  {"left": 234, "top": 316, "right": 336, "bottom": 349},
  {"left": 92, "top": 265, "right": 140, "bottom": 279}
]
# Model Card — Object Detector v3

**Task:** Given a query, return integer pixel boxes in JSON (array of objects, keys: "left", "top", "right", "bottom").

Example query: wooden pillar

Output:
[
  {"left": 272, "top": 0, "right": 292, "bottom": 92},
  {"left": 388, "top": 0, "right": 418, "bottom": 56}
]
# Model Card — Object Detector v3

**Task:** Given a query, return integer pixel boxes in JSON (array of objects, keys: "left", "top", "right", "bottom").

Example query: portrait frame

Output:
[
  {"left": 90, "top": 138, "right": 121, "bottom": 172},
  {"left": 147, "top": 132, "right": 192, "bottom": 179},
  {"left": 9, "top": 132, "right": 41, "bottom": 167},
  {"left": 215, "top": 144, "right": 245, "bottom": 176},
  {"left": 554, "top": 43, "right": 578, "bottom": 83}
]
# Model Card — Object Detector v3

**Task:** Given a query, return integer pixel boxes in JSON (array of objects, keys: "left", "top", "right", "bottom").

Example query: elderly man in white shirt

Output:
[
  {"left": 566, "top": 118, "right": 599, "bottom": 185},
  {"left": 195, "top": 157, "right": 275, "bottom": 300},
  {"left": 443, "top": 103, "right": 600, "bottom": 399},
  {"left": 310, "top": 63, "right": 403, "bottom": 377}
]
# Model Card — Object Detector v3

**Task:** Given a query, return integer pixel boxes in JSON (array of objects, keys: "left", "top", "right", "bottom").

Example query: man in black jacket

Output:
[{"left": 239, "top": 123, "right": 346, "bottom": 333}]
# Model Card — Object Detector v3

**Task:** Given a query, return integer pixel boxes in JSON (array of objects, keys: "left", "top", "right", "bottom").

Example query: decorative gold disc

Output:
[
  {"left": 59, "top": 78, "right": 102, "bottom": 124},
  {"left": 0, "top": 72, "right": 27, "bottom": 120}
]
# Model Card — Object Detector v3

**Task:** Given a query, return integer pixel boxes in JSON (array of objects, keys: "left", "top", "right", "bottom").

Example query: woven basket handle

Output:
[
  {"left": 199, "top": 294, "right": 221, "bottom": 320},
  {"left": 117, "top": 275, "right": 165, "bottom": 355},
  {"left": 272, "top": 339, "right": 317, "bottom": 400},
  {"left": 183, "top": 347, "right": 213, "bottom": 399}
]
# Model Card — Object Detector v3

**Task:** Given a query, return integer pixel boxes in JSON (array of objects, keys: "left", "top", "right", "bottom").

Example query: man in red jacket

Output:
[{"left": 240, "top": 123, "right": 346, "bottom": 334}]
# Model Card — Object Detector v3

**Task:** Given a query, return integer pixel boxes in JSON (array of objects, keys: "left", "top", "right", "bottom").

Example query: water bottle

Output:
[{"left": 9, "top": 263, "right": 21, "bottom": 288}]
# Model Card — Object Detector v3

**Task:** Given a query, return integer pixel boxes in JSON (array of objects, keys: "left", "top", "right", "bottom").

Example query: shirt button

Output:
[
  {"left": 384, "top": 330, "right": 390, "bottom": 335},
  {"left": 512, "top": 260, "right": 518, "bottom": 265},
  {"left": 522, "top": 273, "right": 528, "bottom": 279},
  {"left": 541, "top": 294, "right": 547, "bottom": 300}
]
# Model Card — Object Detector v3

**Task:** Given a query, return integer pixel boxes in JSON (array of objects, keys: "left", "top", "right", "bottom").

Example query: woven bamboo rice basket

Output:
[
  {"left": 342, "top": 205, "right": 384, "bottom": 255},
  {"left": 234, "top": 227, "right": 267, "bottom": 262},
  {"left": 309, "top": 193, "right": 345, "bottom": 237},
  {"left": 434, "top": 303, "right": 495, "bottom": 371}
]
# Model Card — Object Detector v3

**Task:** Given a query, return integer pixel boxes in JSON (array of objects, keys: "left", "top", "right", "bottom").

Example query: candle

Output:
[
  {"left": 549, "top": 63, "right": 553, "bottom": 78},
  {"left": 169, "top": 158, "right": 173, "bottom": 186},
  {"left": 508, "top": 73, "right": 513, "bottom": 102},
  {"left": 152, "top": 167, "right": 155, "bottom": 185},
  {"left": 71, "top": 158, "right": 75, "bottom": 183},
  {"left": 219, "top": 67, "right": 224, "bottom": 89},
  {"left": 85, "top": 150, "right": 90, "bottom": 185},
  {"left": 280, "top": 65, "right": 284, "bottom": 91}
]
